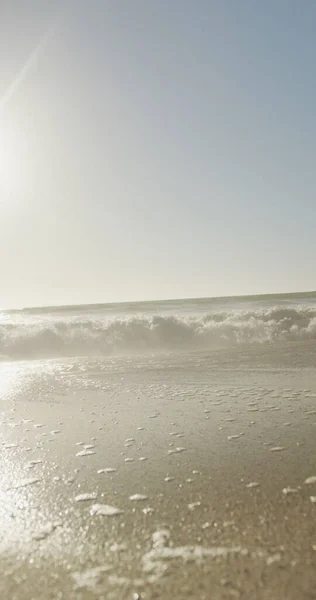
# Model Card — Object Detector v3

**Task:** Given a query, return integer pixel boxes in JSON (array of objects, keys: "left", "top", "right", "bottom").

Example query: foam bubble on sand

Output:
[
  {"left": 51, "top": 430, "right": 61, "bottom": 434},
  {"left": 152, "top": 529, "right": 171, "bottom": 549},
  {"left": 34, "top": 424, "right": 44, "bottom": 428},
  {"left": 137, "top": 427, "right": 145, "bottom": 431},
  {"left": 90, "top": 504, "right": 124, "bottom": 517},
  {"left": 109, "top": 542, "right": 127, "bottom": 553},
  {"left": 129, "top": 494, "right": 148, "bottom": 501},
  {"left": 27, "top": 460, "right": 43, "bottom": 469},
  {"left": 164, "top": 476, "right": 174, "bottom": 482},
  {"left": 223, "top": 520, "right": 235, "bottom": 528},
  {"left": 75, "top": 493, "right": 97, "bottom": 502},
  {"left": 142, "top": 507, "right": 154, "bottom": 515},
  {"left": 246, "top": 482, "right": 260, "bottom": 488},
  {"left": 97, "top": 468, "right": 116, "bottom": 474},
  {"left": 83, "top": 444, "right": 96, "bottom": 450},
  {"left": 304, "top": 475, "right": 316, "bottom": 485},
  {"left": 8, "top": 477, "right": 41, "bottom": 489},
  {"left": 310, "top": 496, "right": 316, "bottom": 503},
  {"left": 32, "top": 521, "right": 60, "bottom": 540},
  {"left": 139, "top": 457, "right": 147, "bottom": 461},
  {"left": 142, "top": 529, "right": 250, "bottom": 582},
  {"left": 266, "top": 553, "right": 281, "bottom": 566},
  {"left": 66, "top": 478, "right": 75, "bottom": 485},
  {"left": 168, "top": 447, "right": 186, "bottom": 455},
  {"left": 72, "top": 565, "right": 112, "bottom": 590},
  {"left": 188, "top": 502, "right": 201, "bottom": 510},
  {"left": 282, "top": 487, "right": 299, "bottom": 495},
  {"left": 107, "top": 576, "right": 144, "bottom": 589},
  {"left": 76, "top": 449, "right": 96, "bottom": 457},
  {"left": 270, "top": 446, "right": 285, "bottom": 452},
  {"left": 124, "top": 458, "right": 135, "bottom": 463},
  {"left": 228, "top": 434, "right": 244, "bottom": 441}
]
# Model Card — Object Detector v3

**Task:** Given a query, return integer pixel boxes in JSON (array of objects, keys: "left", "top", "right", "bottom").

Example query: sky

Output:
[{"left": 0, "top": 0, "right": 316, "bottom": 308}]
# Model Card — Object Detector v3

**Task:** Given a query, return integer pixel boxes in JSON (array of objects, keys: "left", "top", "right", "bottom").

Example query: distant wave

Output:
[{"left": 1, "top": 306, "right": 316, "bottom": 360}]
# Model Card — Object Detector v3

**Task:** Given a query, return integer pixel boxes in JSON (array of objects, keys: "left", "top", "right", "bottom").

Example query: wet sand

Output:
[{"left": 0, "top": 343, "right": 316, "bottom": 599}]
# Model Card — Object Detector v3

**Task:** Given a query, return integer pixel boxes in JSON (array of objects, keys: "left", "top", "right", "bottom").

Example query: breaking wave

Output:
[{"left": 1, "top": 306, "right": 316, "bottom": 360}]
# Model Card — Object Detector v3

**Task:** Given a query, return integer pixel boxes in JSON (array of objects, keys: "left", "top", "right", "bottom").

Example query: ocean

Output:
[{"left": 1, "top": 291, "right": 316, "bottom": 361}]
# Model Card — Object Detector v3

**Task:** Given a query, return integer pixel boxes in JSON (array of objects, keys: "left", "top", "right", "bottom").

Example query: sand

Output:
[{"left": 0, "top": 341, "right": 316, "bottom": 599}]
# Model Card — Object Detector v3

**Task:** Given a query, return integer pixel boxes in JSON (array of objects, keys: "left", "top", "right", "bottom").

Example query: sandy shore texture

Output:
[{"left": 1, "top": 341, "right": 316, "bottom": 599}]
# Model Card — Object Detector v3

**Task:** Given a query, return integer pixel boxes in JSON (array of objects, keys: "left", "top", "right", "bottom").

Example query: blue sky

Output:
[{"left": 0, "top": 0, "right": 315, "bottom": 307}]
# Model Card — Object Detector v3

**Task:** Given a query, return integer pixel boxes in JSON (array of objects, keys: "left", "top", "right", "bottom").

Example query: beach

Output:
[
  {"left": 0, "top": 296, "right": 316, "bottom": 598},
  {"left": 2, "top": 0, "right": 315, "bottom": 595}
]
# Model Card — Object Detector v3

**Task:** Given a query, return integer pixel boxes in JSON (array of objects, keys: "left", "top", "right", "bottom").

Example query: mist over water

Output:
[{"left": 1, "top": 293, "right": 316, "bottom": 360}]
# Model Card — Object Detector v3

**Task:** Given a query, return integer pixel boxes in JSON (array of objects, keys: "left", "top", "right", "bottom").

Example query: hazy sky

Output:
[{"left": 0, "top": 0, "right": 316, "bottom": 308}]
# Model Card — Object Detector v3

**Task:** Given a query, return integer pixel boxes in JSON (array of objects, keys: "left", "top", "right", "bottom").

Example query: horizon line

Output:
[{"left": 2, "top": 288, "right": 316, "bottom": 312}]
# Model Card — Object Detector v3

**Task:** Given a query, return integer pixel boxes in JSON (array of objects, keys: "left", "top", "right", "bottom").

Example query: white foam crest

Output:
[{"left": 2, "top": 305, "right": 316, "bottom": 359}]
